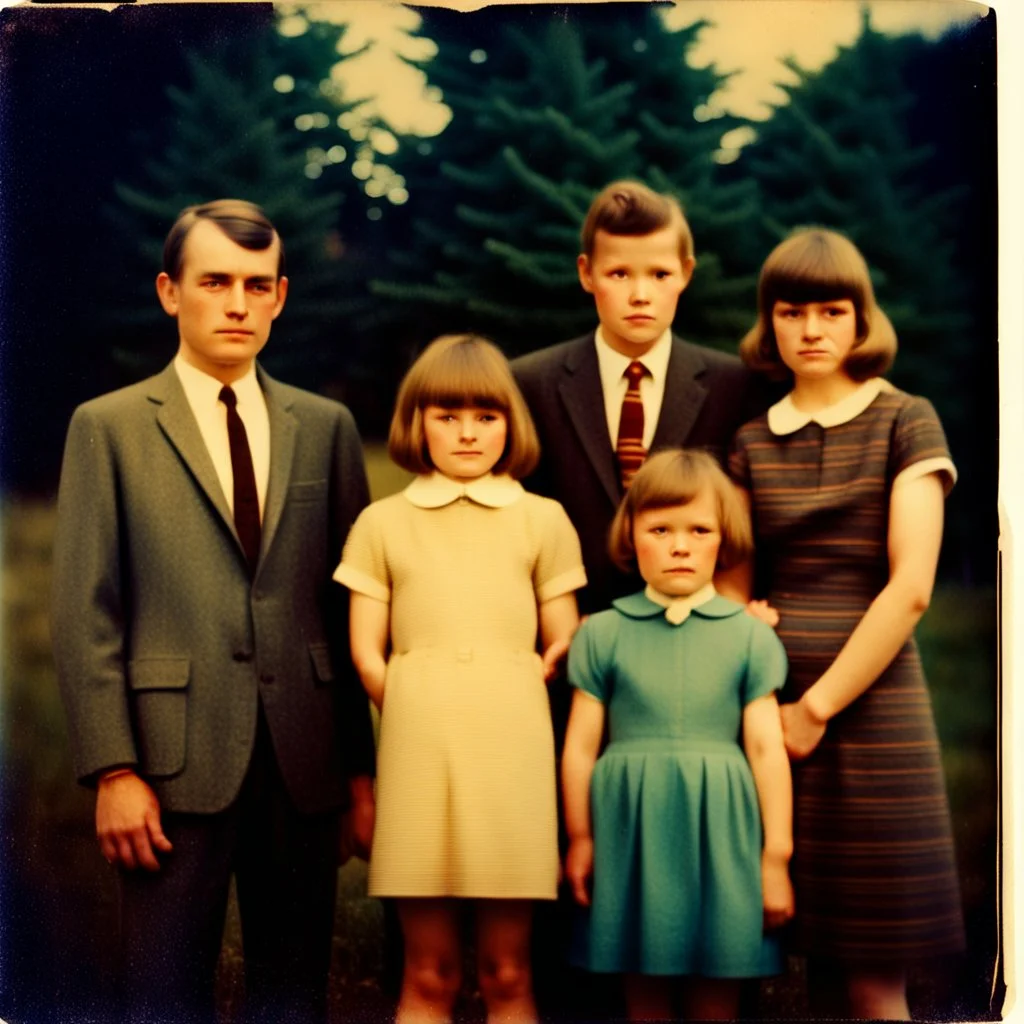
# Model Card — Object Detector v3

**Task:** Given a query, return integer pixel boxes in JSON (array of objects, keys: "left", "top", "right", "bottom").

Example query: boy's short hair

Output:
[
  {"left": 163, "top": 199, "right": 285, "bottom": 281},
  {"left": 581, "top": 180, "right": 695, "bottom": 264},
  {"left": 608, "top": 448, "right": 752, "bottom": 572},
  {"left": 388, "top": 334, "right": 541, "bottom": 479},
  {"left": 739, "top": 227, "right": 896, "bottom": 382}
]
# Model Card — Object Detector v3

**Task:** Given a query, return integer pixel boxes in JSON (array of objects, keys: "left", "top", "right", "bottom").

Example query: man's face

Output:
[
  {"left": 156, "top": 219, "right": 288, "bottom": 383},
  {"left": 577, "top": 227, "right": 694, "bottom": 358}
]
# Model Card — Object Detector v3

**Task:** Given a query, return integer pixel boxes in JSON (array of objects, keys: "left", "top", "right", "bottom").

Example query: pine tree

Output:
[
  {"left": 101, "top": 18, "right": 372, "bottom": 386},
  {"left": 369, "top": 5, "right": 750, "bottom": 355}
]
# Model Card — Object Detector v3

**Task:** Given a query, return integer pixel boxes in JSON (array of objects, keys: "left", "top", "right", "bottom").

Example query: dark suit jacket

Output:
[
  {"left": 512, "top": 332, "right": 771, "bottom": 615},
  {"left": 51, "top": 362, "right": 375, "bottom": 816}
]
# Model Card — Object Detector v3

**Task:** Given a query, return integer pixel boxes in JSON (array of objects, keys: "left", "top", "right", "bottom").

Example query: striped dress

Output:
[{"left": 729, "top": 379, "right": 965, "bottom": 964}]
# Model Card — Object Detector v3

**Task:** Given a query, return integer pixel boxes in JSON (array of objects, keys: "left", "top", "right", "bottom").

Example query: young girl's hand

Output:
[
  {"left": 780, "top": 698, "right": 827, "bottom": 760},
  {"left": 761, "top": 852, "right": 795, "bottom": 930},
  {"left": 541, "top": 637, "right": 571, "bottom": 682},
  {"left": 744, "top": 600, "right": 780, "bottom": 628},
  {"left": 565, "top": 836, "right": 594, "bottom": 906}
]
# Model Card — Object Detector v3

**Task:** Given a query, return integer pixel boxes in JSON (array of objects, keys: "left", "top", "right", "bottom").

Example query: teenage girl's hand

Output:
[
  {"left": 565, "top": 836, "right": 594, "bottom": 906},
  {"left": 761, "top": 853, "right": 795, "bottom": 930},
  {"left": 780, "top": 698, "right": 827, "bottom": 760},
  {"left": 744, "top": 600, "right": 780, "bottom": 628},
  {"left": 541, "top": 637, "right": 571, "bottom": 682}
]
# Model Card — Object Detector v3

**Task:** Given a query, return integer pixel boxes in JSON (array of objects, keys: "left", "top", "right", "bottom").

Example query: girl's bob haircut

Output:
[
  {"left": 739, "top": 228, "right": 897, "bottom": 382},
  {"left": 388, "top": 333, "right": 541, "bottom": 479},
  {"left": 609, "top": 448, "right": 753, "bottom": 572}
]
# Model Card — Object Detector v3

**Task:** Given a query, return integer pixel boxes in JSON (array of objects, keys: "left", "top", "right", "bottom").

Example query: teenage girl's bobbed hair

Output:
[
  {"left": 388, "top": 334, "right": 541, "bottom": 479},
  {"left": 739, "top": 228, "right": 897, "bottom": 382},
  {"left": 608, "top": 448, "right": 753, "bottom": 573}
]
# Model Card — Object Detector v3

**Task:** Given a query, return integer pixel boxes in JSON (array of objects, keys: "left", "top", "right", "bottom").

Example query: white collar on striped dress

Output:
[
  {"left": 767, "top": 377, "right": 894, "bottom": 436},
  {"left": 404, "top": 472, "right": 524, "bottom": 509},
  {"left": 643, "top": 582, "right": 718, "bottom": 625}
]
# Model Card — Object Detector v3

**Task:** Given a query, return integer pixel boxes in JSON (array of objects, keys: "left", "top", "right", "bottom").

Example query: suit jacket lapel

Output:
[
  {"left": 258, "top": 367, "right": 297, "bottom": 572},
  {"left": 557, "top": 336, "right": 620, "bottom": 508},
  {"left": 150, "top": 364, "right": 237, "bottom": 539},
  {"left": 651, "top": 335, "right": 710, "bottom": 451}
]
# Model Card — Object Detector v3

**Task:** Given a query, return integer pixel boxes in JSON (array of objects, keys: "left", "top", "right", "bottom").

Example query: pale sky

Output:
[{"left": 276, "top": 0, "right": 989, "bottom": 133}]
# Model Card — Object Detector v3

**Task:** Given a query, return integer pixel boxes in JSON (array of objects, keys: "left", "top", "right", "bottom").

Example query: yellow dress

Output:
[{"left": 335, "top": 473, "right": 586, "bottom": 898}]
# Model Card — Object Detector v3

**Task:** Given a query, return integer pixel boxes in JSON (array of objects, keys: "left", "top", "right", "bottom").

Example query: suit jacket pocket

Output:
[
  {"left": 128, "top": 657, "right": 190, "bottom": 777},
  {"left": 289, "top": 479, "right": 328, "bottom": 505},
  {"left": 309, "top": 643, "right": 334, "bottom": 685}
]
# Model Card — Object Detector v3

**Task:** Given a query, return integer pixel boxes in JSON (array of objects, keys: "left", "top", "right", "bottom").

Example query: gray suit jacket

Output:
[
  {"left": 51, "top": 362, "right": 375, "bottom": 815},
  {"left": 512, "top": 332, "right": 771, "bottom": 615}
]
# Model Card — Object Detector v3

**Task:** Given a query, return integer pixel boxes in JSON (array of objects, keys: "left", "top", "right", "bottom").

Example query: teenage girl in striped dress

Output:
[{"left": 728, "top": 228, "right": 964, "bottom": 1019}]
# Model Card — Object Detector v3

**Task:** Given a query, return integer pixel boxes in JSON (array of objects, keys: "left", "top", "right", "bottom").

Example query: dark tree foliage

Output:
[
  {"left": 369, "top": 4, "right": 753, "bottom": 356},
  {"left": 102, "top": 19, "right": 373, "bottom": 386}
]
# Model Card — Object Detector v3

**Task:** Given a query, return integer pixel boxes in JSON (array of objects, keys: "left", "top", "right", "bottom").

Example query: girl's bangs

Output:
[
  {"left": 763, "top": 232, "right": 869, "bottom": 308},
  {"left": 417, "top": 349, "right": 511, "bottom": 412}
]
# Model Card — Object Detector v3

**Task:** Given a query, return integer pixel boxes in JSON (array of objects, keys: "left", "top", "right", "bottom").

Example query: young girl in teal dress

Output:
[{"left": 562, "top": 448, "right": 794, "bottom": 1021}]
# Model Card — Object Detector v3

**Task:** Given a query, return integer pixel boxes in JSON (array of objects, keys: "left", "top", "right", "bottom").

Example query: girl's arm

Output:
[
  {"left": 743, "top": 692, "right": 795, "bottom": 929},
  {"left": 561, "top": 690, "right": 606, "bottom": 906},
  {"left": 781, "top": 472, "right": 945, "bottom": 759},
  {"left": 349, "top": 592, "right": 390, "bottom": 711},
  {"left": 538, "top": 592, "right": 580, "bottom": 681}
]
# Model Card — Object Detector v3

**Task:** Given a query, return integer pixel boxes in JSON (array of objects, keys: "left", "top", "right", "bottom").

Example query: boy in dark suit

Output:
[{"left": 512, "top": 180, "right": 766, "bottom": 616}]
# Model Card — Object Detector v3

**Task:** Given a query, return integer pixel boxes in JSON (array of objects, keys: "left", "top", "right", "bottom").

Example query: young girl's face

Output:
[
  {"left": 422, "top": 404, "right": 508, "bottom": 481},
  {"left": 772, "top": 298, "right": 858, "bottom": 381},
  {"left": 633, "top": 488, "right": 721, "bottom": 597}
]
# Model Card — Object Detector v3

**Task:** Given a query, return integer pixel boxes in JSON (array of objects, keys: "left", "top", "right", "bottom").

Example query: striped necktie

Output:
[{"left": 616, "top": 360, "right": 649, "bottom": 489}]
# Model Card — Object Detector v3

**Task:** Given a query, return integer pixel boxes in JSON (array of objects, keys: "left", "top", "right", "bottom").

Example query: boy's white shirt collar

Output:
[
  {"left": 767, "top": 377, "right": 894, "bottom": 436},
  {"left": 594, "top": 325, "right": 673, "bottom": 384},
  {"left": 404, "top": 472, "right": 525, "bottom": 509},
  {"left": 643, "top": 582, "right": 717, "bottom": 625}
]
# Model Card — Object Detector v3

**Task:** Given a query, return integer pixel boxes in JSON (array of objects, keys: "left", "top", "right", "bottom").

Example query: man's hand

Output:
[
  {"left": 339, "top": 775, "right": 375, "bottom": 864},
  {"left": 96, "top": 771, "right": 172, "bottom": 871}
]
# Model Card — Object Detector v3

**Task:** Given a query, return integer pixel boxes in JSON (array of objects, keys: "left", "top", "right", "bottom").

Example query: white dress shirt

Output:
[
  {"left": 174, "top": 355, "right": 271, "bottom": 518},
  {"left": 594, "top": 326, "right": 673, "bottom": 449}
]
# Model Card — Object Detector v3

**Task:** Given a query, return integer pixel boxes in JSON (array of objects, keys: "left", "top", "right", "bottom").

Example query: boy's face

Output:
[{"left": 578, "top": 226, "right": 694, "bottom": 358}]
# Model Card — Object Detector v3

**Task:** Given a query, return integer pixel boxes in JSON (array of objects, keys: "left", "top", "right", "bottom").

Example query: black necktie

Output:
[{"left": 219, "top": 385, "right": 261, "bottom": 574}]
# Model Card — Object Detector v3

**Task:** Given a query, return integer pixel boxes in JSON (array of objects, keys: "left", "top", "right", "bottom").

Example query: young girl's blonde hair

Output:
[
  {"left": 739, "top": 228, "right": 897, "bottom": 381},
  {"left": 608, "top": 449, "right": 752, "bottom": 571},
  {"left": 388, "top": 334, "right": 541, "bottom": 478}
]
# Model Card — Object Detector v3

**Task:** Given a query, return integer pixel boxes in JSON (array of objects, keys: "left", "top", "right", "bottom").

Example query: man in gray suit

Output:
[{"left": 52, "top": 199, "right": 375, "bottom": 1023}]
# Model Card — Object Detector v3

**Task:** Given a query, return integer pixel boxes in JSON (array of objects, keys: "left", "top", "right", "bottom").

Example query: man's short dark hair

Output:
[{"left": 162, "top": 199, "right": 285, "bottom": 281}]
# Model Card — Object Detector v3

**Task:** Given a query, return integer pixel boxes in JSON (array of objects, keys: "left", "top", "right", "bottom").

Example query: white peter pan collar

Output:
[
  {"left": 643, "top": 582, "right": 718, "bottom": 625},
  {"left": 404, "top": 472, "right": 525, "bottom": 509},
  {"left": 767, "top": 377, "right": 894, "bottom": 436}
]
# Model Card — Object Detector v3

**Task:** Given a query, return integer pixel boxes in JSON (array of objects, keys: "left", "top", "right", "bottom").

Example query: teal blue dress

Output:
[{"left": 568, "top": 591, "right": 788, "bottom": 977}]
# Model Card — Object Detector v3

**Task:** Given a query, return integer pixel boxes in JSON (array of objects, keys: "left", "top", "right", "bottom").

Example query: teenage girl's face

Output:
[
  {"left": 772, "top": 298, "right": 858, "bottom": 382},
  {"left": 633, "top": 489, "right": 721, "bottom": 598},
  {"left": 422, "top": 405, "right": 508, "bottom": 481}
]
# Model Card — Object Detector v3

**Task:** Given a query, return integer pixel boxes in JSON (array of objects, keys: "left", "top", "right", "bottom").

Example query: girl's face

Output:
[
  {"left": 633, "top": 488, "right": 721, "bottom": 598},
  {"left": 772, "top": 298, "right": 858, "bottom": 381},
  {"left": 422, "top": 404, "right": 508, "bottom": 481}
]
